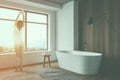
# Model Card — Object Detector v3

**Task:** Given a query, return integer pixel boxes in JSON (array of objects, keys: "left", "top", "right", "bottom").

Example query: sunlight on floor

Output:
[{"left": 0, "top": 61, "right": 58, "bottom": 73}]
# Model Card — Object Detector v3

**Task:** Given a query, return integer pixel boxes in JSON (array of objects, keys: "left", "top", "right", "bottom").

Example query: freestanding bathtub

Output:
[{"left": 56, "top": 51, "right": 102, "bottom": 75}]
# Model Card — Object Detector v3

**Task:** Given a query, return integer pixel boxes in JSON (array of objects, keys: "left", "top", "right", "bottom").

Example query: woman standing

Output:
[{"left": 14, "top": 10, "right": 25, "bottom": 71}]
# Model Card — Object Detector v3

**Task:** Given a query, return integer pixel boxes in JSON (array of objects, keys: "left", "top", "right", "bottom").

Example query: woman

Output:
[{"left": 14, "top": 10, "right": 25, "bottom": 71}]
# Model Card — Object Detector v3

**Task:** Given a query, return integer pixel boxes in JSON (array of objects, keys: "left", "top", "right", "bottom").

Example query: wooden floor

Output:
[
  {"left": 0, "top": 62, "right": 120, "bottom": 80},
  {"left": 0, "top": 61, "right": 58, "bottom": 73}
]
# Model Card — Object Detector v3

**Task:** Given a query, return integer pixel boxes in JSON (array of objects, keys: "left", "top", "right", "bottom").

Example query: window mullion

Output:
[{"left": 25, "top": 11, "right": 27, "bottom": 51}]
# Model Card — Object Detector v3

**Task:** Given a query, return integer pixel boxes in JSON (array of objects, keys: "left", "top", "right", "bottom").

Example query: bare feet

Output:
[
  {"left": 20, "top": 67, "right": 23, "bottom": 71},
  {"left": 15, "top": 67, "right": 23, "bottom": 72},
  {"left": 15, "top": 67, "right": 18, "bottom": 72}
]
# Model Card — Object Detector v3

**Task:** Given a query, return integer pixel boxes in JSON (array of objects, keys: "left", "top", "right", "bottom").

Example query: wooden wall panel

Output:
[{"left": 79, "top": 0, "right": 120, "bottom": 75}]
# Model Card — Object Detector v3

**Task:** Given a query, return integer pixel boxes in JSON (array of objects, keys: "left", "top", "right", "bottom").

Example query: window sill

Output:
[{"left": 0, "top": 51, "right": 45, "bottom": 55}]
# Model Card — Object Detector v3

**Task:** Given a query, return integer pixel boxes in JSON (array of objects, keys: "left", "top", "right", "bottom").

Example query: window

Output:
[
  {"left": 0, "top": 7, "right": 48, "bottom": 53},
  {"left": 0, "top": 21, "right": 14, "bottom": 52},
  {"left": 26, "top": 12, "right": 48, "bottom": 50}
]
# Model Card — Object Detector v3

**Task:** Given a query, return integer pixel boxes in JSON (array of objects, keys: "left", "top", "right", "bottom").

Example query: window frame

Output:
[{"left": 0, "top": 6, "right": 48, "bottom": 52}]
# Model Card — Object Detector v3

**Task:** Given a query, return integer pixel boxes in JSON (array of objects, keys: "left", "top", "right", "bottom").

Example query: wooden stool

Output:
[
  {"left": 42, "top": 50, "right": 52, "bottom": 67},
  {"left": 42, "top": 53, "right": 51, "bottom": 67}
]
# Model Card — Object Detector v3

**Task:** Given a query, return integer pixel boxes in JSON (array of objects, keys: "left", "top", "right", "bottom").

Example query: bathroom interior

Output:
[{"left": 0, "top": 0, "right": 120, "bottom": 80}]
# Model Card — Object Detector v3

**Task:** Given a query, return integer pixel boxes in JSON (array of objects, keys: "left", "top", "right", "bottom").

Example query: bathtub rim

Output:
[{"left": 56, "top": 50, "right": 102, "bottom": 56}]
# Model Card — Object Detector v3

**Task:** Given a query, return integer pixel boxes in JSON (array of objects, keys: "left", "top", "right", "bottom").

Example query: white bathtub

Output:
[{"left": 56, "top": 51, "right": 102, "bottom": 75}]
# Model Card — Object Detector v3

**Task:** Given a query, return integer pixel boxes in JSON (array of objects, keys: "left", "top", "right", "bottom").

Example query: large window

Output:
[
  {"left": 0, "top": 7, "right": 48, "bottom": 53},
  {"left": 26, "top": 12, "right": 48, "bottom": 50}
]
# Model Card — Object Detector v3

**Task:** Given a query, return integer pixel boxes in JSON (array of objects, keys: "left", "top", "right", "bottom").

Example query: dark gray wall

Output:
[{"left": 79, "top": 0, "right": 120, "bottom": 76}]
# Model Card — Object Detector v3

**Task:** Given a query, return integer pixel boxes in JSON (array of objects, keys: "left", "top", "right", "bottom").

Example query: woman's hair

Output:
[{"left": 16, "top": 20, "right": 24, "bottom": 30}]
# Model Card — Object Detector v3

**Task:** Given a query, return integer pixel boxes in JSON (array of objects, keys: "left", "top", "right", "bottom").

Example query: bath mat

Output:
[{"left": 30, "top": 68, "right": 82, "bottom": 80}]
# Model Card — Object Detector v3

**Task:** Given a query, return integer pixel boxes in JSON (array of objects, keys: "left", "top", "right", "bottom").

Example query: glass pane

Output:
[
  {"left": 27, "top": 12, "right": 47, "bottom": 23},
  {"left": 0, "top": 20, "right": 25, "bottom": 53},
  {"left": 0, "top": 8, "right": 20, "bottom": 20},
  {"left": 27, "top": 23, "right": 47, "bottom": 50},
  {"left": 0, "top": 20, "right": 14, "bottom": 52}
]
